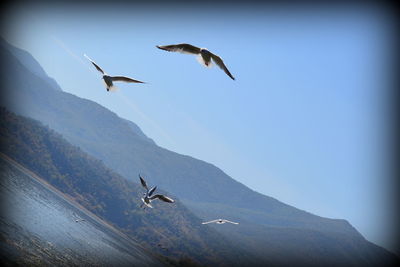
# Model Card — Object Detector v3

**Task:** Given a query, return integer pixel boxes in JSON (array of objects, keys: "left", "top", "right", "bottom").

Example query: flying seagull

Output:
[
  {"left": 84, "top": 54, "right": 145, "bottom": 91},
  {"left": 75, "top": 219, "right": 86, "bottom": 223},
  {"left": 139, "top": 174, "right": 174, "bottom": 209},
  {"left": 202, "top": 219, "right": 239, "bottom": 225},
  {"left": 156, "top": 44, "right": 235, "bottom": 80}
]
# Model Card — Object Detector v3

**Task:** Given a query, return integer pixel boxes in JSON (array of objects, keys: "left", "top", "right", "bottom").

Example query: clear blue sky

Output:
[{"left": 3, "top": 2, "right": 397, "bottom": 254}]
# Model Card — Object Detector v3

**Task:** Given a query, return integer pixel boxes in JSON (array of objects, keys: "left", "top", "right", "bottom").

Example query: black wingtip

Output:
[{"left": 156, "top": 45, "right": 168, "bottom": 52}]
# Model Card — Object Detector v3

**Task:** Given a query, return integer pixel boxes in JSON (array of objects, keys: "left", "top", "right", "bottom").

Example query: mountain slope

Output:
[
  {"left": 1, "top": 38, "right": 398, "bottom": 266},
  {"left": 0, "top": 108, "right": 252, "bottom": 266},
  {"left": 0, "top": 37, "right": 62, "bottom": 92},
  {"left": 0, "top": 154, "right": 163, "bottom": 267}
]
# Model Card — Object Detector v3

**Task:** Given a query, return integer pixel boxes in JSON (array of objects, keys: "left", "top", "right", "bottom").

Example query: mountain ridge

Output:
[{"left": 0, "top": 37, "right": 62, "bottom": 92}]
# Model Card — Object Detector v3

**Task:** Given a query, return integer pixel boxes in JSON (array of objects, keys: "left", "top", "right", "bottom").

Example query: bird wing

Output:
[
  {"left": 201, "top": 219, "right": 219, "bottom": 224},
  {"left": 111, "top": 76, "right": 145, "bottom": 83},
  {"left": 148, "top": 186, "right": 157, "bottom": 197},
  {"left": 150, "top": 194, "right": 175, "bottom": 203},
  {"left": 210, "top": 53, "right": 235, "bottom": 80},
  {"left": 156, "top": 44, "right": 201, "bottom": 55},
  {"left": 139, "top": 174, "right": 148, "bottom": 190},
  {"left": 84, "top": 54, "right": 106, "bottom": 74},
  {"left": 224, "top": 220, "right": 239, "bottom": 224}
]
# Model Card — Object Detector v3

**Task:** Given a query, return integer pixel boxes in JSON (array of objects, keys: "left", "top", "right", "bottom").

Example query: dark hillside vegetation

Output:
[{"left": 0, "top": 108, "right": 251, "bottom": 266}]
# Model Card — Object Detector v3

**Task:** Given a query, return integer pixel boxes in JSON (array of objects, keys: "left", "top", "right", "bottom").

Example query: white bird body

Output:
[
  {"left": 156, "top": 44, "right": 235, "bottom": 80},
  {"left": 141, "top": 197, "right": 154, "bottom": 208},
  {"left": 202, "top": 219, "right": 239, "bottom": 225},
  {"left": 84, "top": 54, "right": 145, "bottom": 91},
  {"left": 139, "top": 175, "right": 174, "bottom": 209}
]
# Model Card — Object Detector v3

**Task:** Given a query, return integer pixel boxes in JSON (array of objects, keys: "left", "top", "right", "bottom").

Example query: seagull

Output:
[
  {"left": 156, "top": 44, "right": 235, "bottom": 80},
  {"left": 139, "top": 174, "right": 174, "bottom": 209},
  {"left": 84, "top": 54, "right": 145, "bottom": 91},
  {"left": 75, "top": 219, "right": 86, "bottom": 223},
  {"left": 202, "top": 219, "right": 239, "bottom": 225}
]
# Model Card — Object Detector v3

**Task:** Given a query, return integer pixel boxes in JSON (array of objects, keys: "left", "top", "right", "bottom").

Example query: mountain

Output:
[
  {"left": 0, "top": 107, "right": 252, "bottom": 266},
  {"left": 122, "top": 117, "right": 156, "bottom": 145},
  {"left": 0, "top": 38, "right": 354, "bottom": 235},
  {"left": 1, "top": 37, "right": 398, "bottom": 265},
  {"left": 0, "top": 37, "right": 62, "bottom": 92}
]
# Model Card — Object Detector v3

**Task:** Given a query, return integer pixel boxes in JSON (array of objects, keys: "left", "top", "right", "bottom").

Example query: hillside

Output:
[
  {"left": 0, "top": 37, "right": 398, "bottom": 265},
  {"left": 0, "top": 108, "right": 251, "bottom": 266},
  {"left": 0, "top": 37, "right": 62, "bottom": 92},
  {"left": 0, "top": 154, "right": 164, "bottom": 267}
]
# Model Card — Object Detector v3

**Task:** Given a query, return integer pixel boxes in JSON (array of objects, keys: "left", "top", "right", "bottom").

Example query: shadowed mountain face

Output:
[
  {"left": 0, "top": 38, "right": 398, "bottom": 265},
  {"left": 0, "top": 155, "right": 163, "bottom": 267},
  {"left": 0, "top": 108, "right": 251, "bottom": 266},
  {"left": 0, "top": 38, "right": 62, "bottom": 92}
]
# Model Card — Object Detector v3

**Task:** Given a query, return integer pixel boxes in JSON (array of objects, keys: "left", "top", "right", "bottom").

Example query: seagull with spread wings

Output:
[
  {"left": 156, "top": 44, "right": 235, "bottom": 80},
  {"left": 139, "top": 174, "right": 175, "bottom": 209},
  {"left": 84, "top": 54, "right": 145, "bottom": 91},
  {"left": 202, "top": 219, "right": 239, "bottom": 225}
]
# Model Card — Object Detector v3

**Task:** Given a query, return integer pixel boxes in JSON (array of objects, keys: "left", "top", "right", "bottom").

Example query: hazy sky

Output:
[{"left": 2, "top": 2, "right": 396, "bottom": 254}]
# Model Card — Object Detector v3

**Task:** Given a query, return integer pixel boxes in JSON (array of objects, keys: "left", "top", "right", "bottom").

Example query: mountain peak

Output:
[{"left": 0, "top": 37, "right": 63, "bottom": 92}]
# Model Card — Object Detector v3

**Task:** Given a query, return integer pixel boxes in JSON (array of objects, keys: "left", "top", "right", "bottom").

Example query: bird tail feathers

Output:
[
  {"left": 108, "top": 85, "right": 119, "bottom": 92},
  {"left": 196, "top": 55, "right": 213, "bottom": 68}
]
